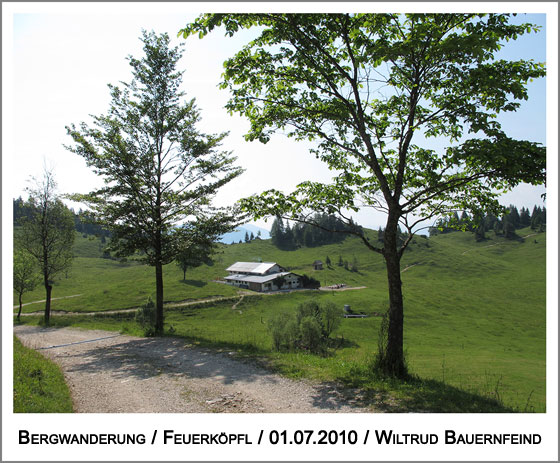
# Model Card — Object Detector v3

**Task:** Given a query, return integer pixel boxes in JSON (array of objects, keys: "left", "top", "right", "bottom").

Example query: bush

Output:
[
  {"left": 299, "top": 316, "right": 322, "bottom": 351},
  {"left": 268, "top": 300, "right": 342, "bottom": 354},
  {"left": 268, "top": 312, "right": 294, "bottom": 351},
  {"left": 300, "top": 274, "right": 321, "bottom": 289},
  {"left": 135, "top": 297, "right": 156, "bottom": 336},
  {"left": 320, "top": 301, "right": 341, "bottom": 338}
]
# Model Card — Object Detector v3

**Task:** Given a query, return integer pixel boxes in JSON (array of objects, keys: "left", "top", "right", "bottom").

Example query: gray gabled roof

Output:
[
  {"left": 225, "top": 262, "right": 278, "bottom": 275},
  {"left": 224, "top": 272, "right": 296, "bottom": 284}
]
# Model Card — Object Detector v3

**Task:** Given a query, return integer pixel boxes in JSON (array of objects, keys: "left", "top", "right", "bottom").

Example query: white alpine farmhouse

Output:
[{"left": 224, "top": 262, "right": 303, "bottom": 292}]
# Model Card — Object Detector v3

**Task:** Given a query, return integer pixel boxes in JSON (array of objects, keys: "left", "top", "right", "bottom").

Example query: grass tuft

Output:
[{"left": 13, "top": 336, "right": 73, "bottom": 413}]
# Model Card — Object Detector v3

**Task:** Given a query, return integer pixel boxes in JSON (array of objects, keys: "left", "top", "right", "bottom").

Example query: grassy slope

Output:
[
  {"left": 15, "top": 228, "right": 546, "bottom": 412},
  {"left": 13, "top": 336, "right": 74, "bottom": 413}
]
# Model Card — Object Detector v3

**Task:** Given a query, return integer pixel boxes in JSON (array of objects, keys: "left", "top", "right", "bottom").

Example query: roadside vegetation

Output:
[
  {"left": 13, "top": 336, "right": 73, "bottom": 413},
  {"left": 15, "top": 226, "right": 546, "bottom": 412}
]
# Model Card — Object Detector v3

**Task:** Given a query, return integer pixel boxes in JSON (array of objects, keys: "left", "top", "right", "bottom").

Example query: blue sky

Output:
[{"left": 4, "top": 6, "right": 553, "bottom": 231}]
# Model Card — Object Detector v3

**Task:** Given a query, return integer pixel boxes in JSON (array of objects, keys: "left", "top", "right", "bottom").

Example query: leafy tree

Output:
[
  {"left": 13, "top": 249, "right": 40, "bottom": 320},
  {"left": 18, "top": 170, "right": 75, "bottom": 325},
  {"left": 182, "top": 14, "right": 546, "bottom": 377},
  {"left": 175, "top": 219, "right": 223, "bottom": 280},
  {"left": 175, "top": 243, "right": 213, "bottom": 281},
  {"left": 66, "top": 31, "right": 242, "bottom": 335}
]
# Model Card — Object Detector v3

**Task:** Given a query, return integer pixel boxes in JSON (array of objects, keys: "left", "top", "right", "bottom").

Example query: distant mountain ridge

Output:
[{"left": 220, "top": 224, "right": 271, "bottom": 244}]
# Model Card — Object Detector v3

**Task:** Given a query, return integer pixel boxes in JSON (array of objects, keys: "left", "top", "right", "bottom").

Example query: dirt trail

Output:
[
  {"left": 13, "top": 294, "right": 83, "bottom": 309},
  {"left": 15, "top": 295, "right": 240, "bottom": 317},
  {"left": 14, "top": 325, "right": 374, "bottom": 414}
]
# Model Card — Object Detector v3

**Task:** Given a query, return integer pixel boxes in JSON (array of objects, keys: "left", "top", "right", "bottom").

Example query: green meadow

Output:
[
  {"left": 13, "top": 336, "right": 73, "bottom": 413},
  {"left": 15, "top": 228, "right": 546, "bottom": 412}
]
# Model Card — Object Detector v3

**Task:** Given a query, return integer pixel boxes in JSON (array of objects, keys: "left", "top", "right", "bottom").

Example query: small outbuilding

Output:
[{"left": 312, "top": 260, "right": 323, "bottom": 270}]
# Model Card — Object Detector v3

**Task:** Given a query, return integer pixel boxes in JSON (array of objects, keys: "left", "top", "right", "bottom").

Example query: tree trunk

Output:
[
  {"left": 379, "top": 216, "right": 407, "bottom": 378},
  {"left": 44, "top": 280, "right": 52, "bottom": 326},
  {"left": 18, "top": 293, "right": 23, "bottom": 321},
  {"left": 155, "top": 261, "right": 164, "bottom": 335}
]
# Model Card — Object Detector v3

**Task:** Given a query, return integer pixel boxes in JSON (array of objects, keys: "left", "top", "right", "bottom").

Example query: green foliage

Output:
[
  {"left": 135, "top": 297, "right": 157, "bottom": 336},
  {"left": 320, "top": 301, "right": 341, "bottom": 338},
  {"left": 14, "top": 226, "right": 546, "bottom": 411},
  {"left": 17, "top": 169, "right": 75, "bottom": 324},
  {"left": 268, "top": 300, "right": 342, "bottom": 354},
  {"left": 183, "top": 14, "right": 546, "bottom": 375},
  {"left": 268, "top": 312, "right": 298, "bottom": 352},
  {"left": 13, "top": 336, "right": 73, "bottom": 413},
  {"left": 13, "top": 249, "right": 40, "bottom": 319},
  {"left": 65, "top": 31, "right": 243, "bottom": 334},
  {"left": 270, "top": 214, "right": 360, "bottom": 249},
  {"left": 299, "top": 316, "right": 322, "bottom": 352},
  {"left": 175, "top": 224, "right": 218, "bottom": 280},
  {"left": 300, "top": 274, "right": 321, "bottom": 289}
]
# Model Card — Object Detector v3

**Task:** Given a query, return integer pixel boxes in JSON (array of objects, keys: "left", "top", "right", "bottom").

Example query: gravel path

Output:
[{"left": 14, "top": 325, "right": 374, "bottom": 414}]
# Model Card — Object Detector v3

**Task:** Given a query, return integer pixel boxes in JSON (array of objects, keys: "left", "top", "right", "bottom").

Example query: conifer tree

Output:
[{"left": 519, "top": 207, "right": 531, "bottom": 228}]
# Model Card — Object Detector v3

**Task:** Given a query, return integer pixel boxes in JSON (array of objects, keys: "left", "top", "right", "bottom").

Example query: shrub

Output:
[
  {"left": 268, "top": 300, "right": 342, "bottom": 354},
  {"left": 301, "top": 274, "right": 321, "bottom": 289},
  {"left": 296, "top": 300, "right": 321, "bottom": 324},
  {"left": 135, "top": 297, "right": 156, "bottom": 336},
  {"left": 268, "top": 312, "right": 296, "bottom": 351},
  {"left": 299, "top": 316, "right": 322, "bottom": 351},
  {"left": 320, "top": 301, "right": 341, "bottom": 338}
]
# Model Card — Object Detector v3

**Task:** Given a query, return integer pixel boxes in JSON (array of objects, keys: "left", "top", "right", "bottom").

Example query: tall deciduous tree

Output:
[
  {"left": 66, "top": 31, "right": 243, "bottom": 335},
  {"left": 13, "top": 249, "right": 40, "bottom": 320},
  {"left": 18, "top": 170, "right": 75, "bottom": 325},
  {"left": 181, "top": 14, "right": 546, "bottom": 377}
]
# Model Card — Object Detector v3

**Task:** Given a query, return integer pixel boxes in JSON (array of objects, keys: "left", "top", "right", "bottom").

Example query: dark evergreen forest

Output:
[{"left": 14, "top": 197, "right": 545, "bottom": 247}]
